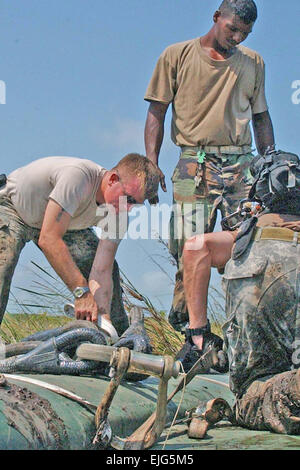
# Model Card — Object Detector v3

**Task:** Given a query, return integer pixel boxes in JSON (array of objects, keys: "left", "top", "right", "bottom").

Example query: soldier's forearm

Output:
[
  {"left": 38, "top": 236, "right": 87, "bottom": 292},
  {"left": 87, "top": 239, "right": 117, "bottom": 321},
  {"left": 89, "top": 269, "right": 113, "bottom": 321},
  {"left": 252, "top": 110, "right": 275, "bottom": 155},
  {"left": 144, "top": 101, "right": 168, "bottom": 165},
  {"left": 145, "top": 121, "right": 164, "bottom": 165}
]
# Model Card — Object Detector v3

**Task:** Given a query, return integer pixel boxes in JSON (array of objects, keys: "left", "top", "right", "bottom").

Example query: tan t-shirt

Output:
[
  {"left": 257, "top": 213, "right": 300, "bottom": 232},
  {"left": 145, "top": 38, "right": 268, "bottom": 148},
  {"left": 0, "top": 156, "right": 111, "bottom": 231}
]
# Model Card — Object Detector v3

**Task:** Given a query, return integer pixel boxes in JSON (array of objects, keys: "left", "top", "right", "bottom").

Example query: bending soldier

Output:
[{"left": 0, "top": 154, "right": 160, "bottom": 335}]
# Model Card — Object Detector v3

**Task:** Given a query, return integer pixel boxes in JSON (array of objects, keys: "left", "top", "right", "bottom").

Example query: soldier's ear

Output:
[
  {"left": 213, "top": 10, "right": 221, "bottom": 23},
  {"left": 108, "top": 172, "right": 120, "bottom": 186}
]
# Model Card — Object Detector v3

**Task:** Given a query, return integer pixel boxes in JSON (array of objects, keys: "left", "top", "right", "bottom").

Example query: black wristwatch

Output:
[{"left": 73, "top": 287, "right": 90, "bottom": 299}]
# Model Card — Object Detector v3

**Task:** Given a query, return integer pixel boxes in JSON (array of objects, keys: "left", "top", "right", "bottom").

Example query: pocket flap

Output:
[{"left": 223, "top": 257, "right": 267, "bottom": 280}]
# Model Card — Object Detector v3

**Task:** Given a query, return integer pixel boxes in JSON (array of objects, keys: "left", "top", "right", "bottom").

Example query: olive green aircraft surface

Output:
[
  {"left": 0, "top": 312, "right": 299, "bottom": 451},
  {"left": 0, "top": 355, "right": 300, "bottom": 450}
]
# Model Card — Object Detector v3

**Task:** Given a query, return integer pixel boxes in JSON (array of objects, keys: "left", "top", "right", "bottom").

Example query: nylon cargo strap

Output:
[
  {"left": 92, "top": 345, "right": 218, "bottom": 450},
  {"left": 232, "top": 216, "right": 258, "bottom": 260}
]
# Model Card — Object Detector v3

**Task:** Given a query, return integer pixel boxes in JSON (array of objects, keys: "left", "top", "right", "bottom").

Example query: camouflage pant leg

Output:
[
  {"left": 169, "top": 150, "right": 254, "bottom": 329},
  {"left": 223, "top": 239, "right": 299, "bottom": 398},
  {"left": 234, "top": 370, "right": 300, "bottom": 435},
  {"left": 0, "top": 200, "right": 30, "bottom": 323},
  {"left": 59, "top": 229, "right": 129, "bottom": 335}
]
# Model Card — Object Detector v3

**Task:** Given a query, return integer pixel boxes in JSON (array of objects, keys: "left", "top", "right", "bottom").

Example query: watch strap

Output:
[{"left": 73, "top": 286, "right": 90, "bottom": 298}]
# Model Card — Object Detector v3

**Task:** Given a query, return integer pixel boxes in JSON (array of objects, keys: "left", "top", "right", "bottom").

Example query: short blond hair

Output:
[{"left": 114, "top": 153, "right": 160, "bottom": 201}]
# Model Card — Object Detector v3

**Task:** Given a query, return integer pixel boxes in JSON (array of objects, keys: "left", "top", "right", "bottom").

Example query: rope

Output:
[{"left": 162, "top": 362, "right": 187, "bottom": 450}]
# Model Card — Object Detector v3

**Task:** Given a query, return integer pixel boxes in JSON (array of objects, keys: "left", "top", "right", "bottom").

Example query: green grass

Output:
[
  {"left": 0, "top": 310, "right": 223, "bottom": 358},
  {"left": 2, "top": 254, "right": 225, "bottom": 356},
  {"left": 0, "top": 312, "right": 72, "bottom": 344}
]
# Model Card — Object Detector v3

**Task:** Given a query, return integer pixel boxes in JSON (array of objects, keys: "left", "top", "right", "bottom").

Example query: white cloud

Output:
[{"left": 91, "top": 117, "right": 144, "bottom": 151}]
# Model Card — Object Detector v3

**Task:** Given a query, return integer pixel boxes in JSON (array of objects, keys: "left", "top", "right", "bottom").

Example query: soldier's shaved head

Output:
[{"left": 219, "top": 0, "right": 258, "bottom": 24}]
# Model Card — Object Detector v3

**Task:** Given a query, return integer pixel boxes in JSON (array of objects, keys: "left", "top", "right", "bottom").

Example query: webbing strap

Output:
[
  {"left": 180, "top": 145, "right": 252, "bottom": 155},
  {"left": 253, "top": 227, "right": 300, "bottom": 244}
]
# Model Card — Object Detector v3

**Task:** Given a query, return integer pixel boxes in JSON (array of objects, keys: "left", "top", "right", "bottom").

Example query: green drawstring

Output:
[{"left": 197, "top": 151, "right": 206, "bottom": 164}]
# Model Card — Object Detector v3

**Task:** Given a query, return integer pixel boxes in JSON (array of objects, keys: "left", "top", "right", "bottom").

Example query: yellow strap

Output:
[{"left": 253, "top": 227, "right": 299, "bottom": 243}]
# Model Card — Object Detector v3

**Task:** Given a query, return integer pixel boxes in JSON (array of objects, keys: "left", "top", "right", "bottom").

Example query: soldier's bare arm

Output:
[
  {"left": 252, "top": 110, "right": 275, "bottom": 155},
  {"left": 38, "top": 199, "right": 99, "bottom": 322},
  {"left": 89, "top": 239, "right": 118, "bottom": 324},
  {"left": 144, "top": 101, "right": 169, "bottom": 202}
]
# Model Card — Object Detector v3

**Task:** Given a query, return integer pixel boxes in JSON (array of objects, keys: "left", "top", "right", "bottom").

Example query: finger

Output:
[
  {"left": 160, "top": 176, "right": 167, "bottom": 192},
  {"left": 92, "top": 310, "right": 98, "bottom": 324},
  {"left": 79, "top": 311, "right": 87, "bottom": 321},
  {"left": 75, "top": 309, "right": 81, "bottom": 320}
]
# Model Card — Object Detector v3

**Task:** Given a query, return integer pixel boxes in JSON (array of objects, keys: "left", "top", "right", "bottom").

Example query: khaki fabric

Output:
[
  {"left": 257, "top": 213, "right": 300, "bottom": 232},
  {"left": 0, "top": 156, "right": 106, "bottom": 231},
  {"left": 145, "top": 38, "right": 268, "bottom": 148}
]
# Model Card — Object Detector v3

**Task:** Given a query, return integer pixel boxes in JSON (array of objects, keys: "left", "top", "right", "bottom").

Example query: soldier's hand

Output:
[
  {"left": 149, "top": 194, "right": 159, "bottom": 205},
  {"left": 149, "top": 166, "right": 167, "bottom": 205},
  {"left": 75, "top": 292, "right": 99, "bottom": 324},
  {"left": 158, "top": 167, "right": 167, "bottom": 193}
]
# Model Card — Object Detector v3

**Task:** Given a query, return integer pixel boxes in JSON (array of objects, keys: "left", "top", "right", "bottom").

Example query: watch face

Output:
[
  {"left": 75, "top": 288, "right": 84, "bottom": 298},
  {"left": 74, "top": 287, "right": 86, "bottom": 298}
]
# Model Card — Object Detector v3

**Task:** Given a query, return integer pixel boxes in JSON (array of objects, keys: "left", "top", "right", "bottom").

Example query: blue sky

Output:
[{"left": 1, "top": 0, "right": 300, "bottom": 313}]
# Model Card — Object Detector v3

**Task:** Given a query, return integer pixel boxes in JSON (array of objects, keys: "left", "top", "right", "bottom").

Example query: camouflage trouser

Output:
[
  {"left": 169, "top": 149, "right": 254, "bottom": 328},
  {"left": 234, "top": 370, "right": 300, "bottom": 435},
  {"left": 0, "top": 198, "right": 129, "bottom": 335},
  {"left": 223, "top": 236, "right": 300, "bottom": 434}
]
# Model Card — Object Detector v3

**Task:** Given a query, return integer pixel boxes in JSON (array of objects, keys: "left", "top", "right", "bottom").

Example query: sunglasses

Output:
[
  {"left": 116, "top": 170, "right": 142, "bottom": 206},
  {"left": 123, "top": 194, "right": 139, "bottom": 205}
]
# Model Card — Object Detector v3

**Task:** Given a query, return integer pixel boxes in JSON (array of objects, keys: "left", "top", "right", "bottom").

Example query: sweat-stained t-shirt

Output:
[
  {"left": 144, "top": 38, "right": 268, "bottom": 148},
  {"left": 257, "top": 213, "right": 300, "bottom": 232},
  {"left": 0, "top": 156, "right": 126, "bottom": 242}
]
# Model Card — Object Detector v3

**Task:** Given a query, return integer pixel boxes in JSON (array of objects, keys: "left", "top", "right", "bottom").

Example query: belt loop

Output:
[{"left": 293, "top": 232, "right": 299, "bottom": 247}]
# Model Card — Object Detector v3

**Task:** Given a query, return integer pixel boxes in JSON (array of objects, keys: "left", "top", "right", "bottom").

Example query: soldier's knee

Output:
[
  {"left": 184, "top": 234, "right": 206, "bottom": 251},
  {"left": 183, "top": 235, "right": 207, "bottom": 265}
]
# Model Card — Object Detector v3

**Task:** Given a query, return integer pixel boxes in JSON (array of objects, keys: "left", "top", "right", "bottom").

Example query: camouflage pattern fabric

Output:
[
  {"left": 0, "top": 198, "right": 128, "bottom": 334},
  {"left": 234, "top": 370, "right": 300, "bottom": 435},
  {"left": 169, "top": 149, "right": 254, "bottom": 329},
  {"left": 223, "top": 237, "right": 300, "bottom": 434}
]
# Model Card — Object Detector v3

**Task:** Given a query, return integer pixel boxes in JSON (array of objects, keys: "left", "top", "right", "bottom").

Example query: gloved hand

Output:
[{"left": 176, "top": 323, "right": 228, "bottom": 374}]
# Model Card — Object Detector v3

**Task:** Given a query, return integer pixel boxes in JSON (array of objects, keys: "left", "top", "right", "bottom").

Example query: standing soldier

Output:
[{"left": 144, "top": 0, "right": 275, "bottom": 331}]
